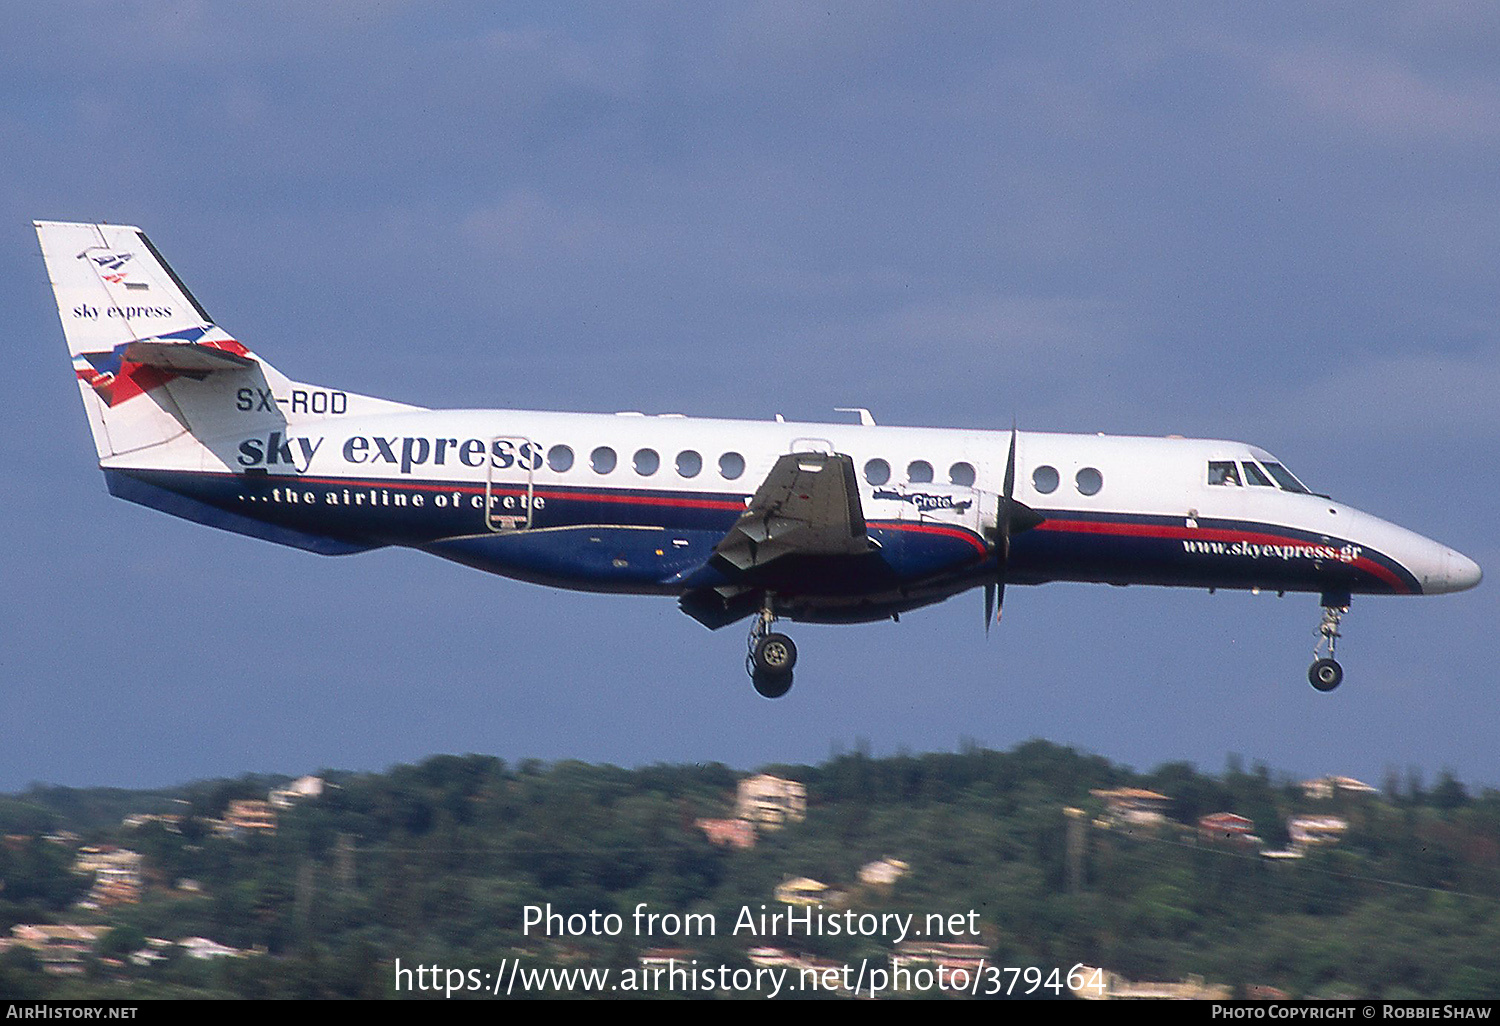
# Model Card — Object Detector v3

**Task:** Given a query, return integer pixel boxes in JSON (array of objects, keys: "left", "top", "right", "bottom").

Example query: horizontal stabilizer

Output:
[{"left": 122, "top": 340, "right": 256, "bottom": 373}]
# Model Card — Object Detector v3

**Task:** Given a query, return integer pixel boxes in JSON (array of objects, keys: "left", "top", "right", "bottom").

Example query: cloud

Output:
[
  {"left": 474, "top": 24, "right": 643, "bottom": 99},
  {"left": 1257, "top": 43, "right": 1500, "bottom": 144},
  {"left": 1267, "top": 346, "right": 1500, "bottom": 442},
  {"left": 857, "top": 294, "right": 1124, "bottom": 359},
  {"left": 462, "top": 190, "right": 612, "bottom": 260},
  {"left": 756, "top": 291, "right": 1144, "bottom": 421}
]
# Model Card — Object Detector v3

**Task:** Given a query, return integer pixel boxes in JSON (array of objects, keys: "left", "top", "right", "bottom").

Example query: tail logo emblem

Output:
[{"left": 87, "top": 251, "right": 133, "bottom": 271}]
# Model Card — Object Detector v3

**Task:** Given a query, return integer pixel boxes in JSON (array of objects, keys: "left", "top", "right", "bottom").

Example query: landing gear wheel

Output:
[
  {"left": 745, "top": 598, "right": 796, "bottom": 697},
  {"left": 1309, "top": 595, "right": 1350, "bottom": 692},
  {"left": 752, "top": 671, "right": 794, "bottom": 699},
  {"left": 1309, "top": 657, "right": 1343, "bottom": 692},
  {"left": 753, "top": 633, "right": 797, "bottom": 676}
]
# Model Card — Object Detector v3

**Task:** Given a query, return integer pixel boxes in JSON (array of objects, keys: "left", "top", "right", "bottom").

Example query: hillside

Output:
[{"left": 1, "top": 742, "right": 1497, "bottom": 999}]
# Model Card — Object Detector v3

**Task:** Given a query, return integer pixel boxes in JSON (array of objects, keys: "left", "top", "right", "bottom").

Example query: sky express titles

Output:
[{"left": 237, "top": 431, "right": 547, "bottom": 475}]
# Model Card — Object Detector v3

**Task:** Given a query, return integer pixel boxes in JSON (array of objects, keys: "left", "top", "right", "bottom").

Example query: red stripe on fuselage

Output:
[
  {"left": 531, "top": 487, "right": 745, "bottom": 511},
  {"left": 875, "top": 519, "right": 989, "bottom": 558}
]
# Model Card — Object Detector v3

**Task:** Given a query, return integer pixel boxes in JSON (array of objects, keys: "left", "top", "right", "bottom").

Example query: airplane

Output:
[{"left": 36, "top": 220, "right": 1483, "bottom": 698}]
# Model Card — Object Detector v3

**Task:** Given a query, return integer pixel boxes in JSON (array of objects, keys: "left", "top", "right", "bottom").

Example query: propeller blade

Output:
[
  {"left": 986, "top": 421, "right": 1020, "bottom": 635},
  {"left": 1003, "top": 421, "right": 1017, "bottom": 505}
]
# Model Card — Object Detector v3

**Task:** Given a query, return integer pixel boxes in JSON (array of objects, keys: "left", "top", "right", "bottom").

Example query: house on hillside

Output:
[
  {"left": 1197, "top": 812, "right": 1256, "bottom": 845},
  {"left": 1300, "top": 776, "right": 1378, "bottom": 801},
  {"left": 774, "top": 876, "right": 829, "bottom": 906},
  {"left": 696, "top": 817, "right": 755, "bottom": 849},
  {"left": 216, "top": 800, "right": 278, "bottom": 836},
  {"left": 1091, "top": 787, "right": 1172, "bottom": 827},
  {"left": 9, "top": 925, "right": 103, "bottom": 975},
  {"left": 1071, "top": 965, "right": 1232, "bottom": 1001},
  {"left": 269, "top": 775, "right": 326, "bottom": 809},
  {"left": 73, "top": 847, "right": 143, "bottom": 907},
  {"left": 858, "top": 857, "right": 910, "bottom": 888},
  {"left": 1288, "top": 816, "right": 1348, "bottom": 847},
  {"left": 736, "top": 774, "right": 807, "bottom": 829}
]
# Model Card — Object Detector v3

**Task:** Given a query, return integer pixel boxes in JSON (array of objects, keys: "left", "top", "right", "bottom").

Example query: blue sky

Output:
[{"left": 2, "top": 2, "right": 1496, "bottom": 792}]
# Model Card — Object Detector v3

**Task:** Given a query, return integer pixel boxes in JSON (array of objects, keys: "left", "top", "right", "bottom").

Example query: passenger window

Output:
[
  {"left": 949, "top": 462, "right": 976, "bottom": 487},
  {"left": 676, "top": 450, "right": 702, "bottom": 478},
  {"left": 634, "top": 448, "right": 659, "bottom": 476},
  {"left": 547, "top": 445, "right": 574, "bottom": 473},
  {"left": 1033, "top": 466, "right": 1059, "bottom": 494},
  {"left": 591, "top": 446, "right": 617, "bottom": 474},
  {"left": 719, "top": 452, "right": 745, "bottom": 480},
  {"left": 864, "top": 458, "right": 891, "bottom": 486},
  {"left": 1076, "top": 467, "right": 1103, "bottom": 496},
  {"left": 907, "top": 460, "right": 934, "bottom": 484},
  {"left": 1243, "top": 462, "right": 1274, "bottom": 487},
  {"left": 1208, "top": 461, "right": 1241, "bottom": 486}
]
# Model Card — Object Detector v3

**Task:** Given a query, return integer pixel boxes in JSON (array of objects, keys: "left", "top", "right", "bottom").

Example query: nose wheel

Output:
[
  {"left": 1308, "top": 595, "right": 1348, "bottom": 692},
  {"left": 1309, "top": 657, "right": 1343, "bottom": 691},
  {"left": 747, "top": 601, "right": 796, "bottom": 698}
]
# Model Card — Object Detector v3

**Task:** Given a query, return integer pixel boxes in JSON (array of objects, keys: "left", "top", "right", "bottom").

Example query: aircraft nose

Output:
[
  {"left": 1351, "top": 511, "right": 1481, "bottom": 595},
  {"left": 1440, "top": 548, "right": 1483, "bottom": 593}
]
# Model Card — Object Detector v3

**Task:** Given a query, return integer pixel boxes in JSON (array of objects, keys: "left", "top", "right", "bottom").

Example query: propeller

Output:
[{"left": 985, "top": 423, "right": 1044, "bottom": 633}]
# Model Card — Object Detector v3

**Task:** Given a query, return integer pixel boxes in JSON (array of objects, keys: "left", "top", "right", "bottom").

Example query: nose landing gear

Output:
[
  {"left": 1308, "top": 593, "right": 1349, "bottom": 692},
  {"left": 747, "top": 601, "right": 796, "bottom": 698}
]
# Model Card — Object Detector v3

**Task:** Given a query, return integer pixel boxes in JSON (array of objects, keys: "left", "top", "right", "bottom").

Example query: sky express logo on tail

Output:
[{"left": 237, "top": 432, "right": 548, "bottom": 476}]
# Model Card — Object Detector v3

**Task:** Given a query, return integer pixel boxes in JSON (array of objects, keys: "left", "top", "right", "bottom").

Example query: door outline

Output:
[{"left": 485, "top": 436, "right": 536, "bottom": 532}]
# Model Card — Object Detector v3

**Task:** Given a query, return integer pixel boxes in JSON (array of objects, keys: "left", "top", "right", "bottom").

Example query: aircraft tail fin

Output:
[
  {"left": 35, "top": 220, "right": 266, "bottom": 460},
  {"left": 36, "top": 220, "right": 418, "bottom": 465}
]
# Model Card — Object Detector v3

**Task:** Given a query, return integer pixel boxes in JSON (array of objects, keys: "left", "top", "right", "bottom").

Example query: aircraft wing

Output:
[
  {"left": 712, "top": 451, "right": 872, "bottom": 572},
  {"left": 680, "top": 451, "right": 882, "bottom": 628}
]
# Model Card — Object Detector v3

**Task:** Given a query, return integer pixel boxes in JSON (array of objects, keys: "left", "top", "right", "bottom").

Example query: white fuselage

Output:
[{"left": 104, "top": 402, "right": 1482, "bottom": 621}]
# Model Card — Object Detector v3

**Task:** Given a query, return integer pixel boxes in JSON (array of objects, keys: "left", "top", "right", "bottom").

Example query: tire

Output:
[
  {"left": 753, "top": 633, "right": 797, "bottom": 675},
  {"left": 1308, "top": 658, "right": 1343, "bottom": 692},
  {"left": 752, "top": 671, "right": 794, "bottom": 699}
]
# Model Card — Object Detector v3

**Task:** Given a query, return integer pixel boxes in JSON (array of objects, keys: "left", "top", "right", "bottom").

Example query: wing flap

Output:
[{"left": 712, "top": 451, "right": 872, "bottom": 573}]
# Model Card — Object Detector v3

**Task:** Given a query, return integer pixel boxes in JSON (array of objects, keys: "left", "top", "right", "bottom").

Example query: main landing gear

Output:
[
  {"left": 1308, "top": 593, "right": 1349, "bottom": 692},
  {"left": 747, "top": 601, "right": 797, "bottom": 699}
]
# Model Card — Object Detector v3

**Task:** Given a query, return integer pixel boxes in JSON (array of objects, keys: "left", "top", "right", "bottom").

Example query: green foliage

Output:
[
  {"left": 3, "top": 745, "right": 1499, "bottom": 999},
  {"left": 0, "top": 835, "right": 89, "bottom": 926}
]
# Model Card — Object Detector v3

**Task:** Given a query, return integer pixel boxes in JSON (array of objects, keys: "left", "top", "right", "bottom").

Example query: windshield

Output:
[
  {"left": 1261, "top": 461, "right": 1310, "bottom": 494},
  {"left": 1242, "top": 462, "right": 1274, "bottom": 486}
]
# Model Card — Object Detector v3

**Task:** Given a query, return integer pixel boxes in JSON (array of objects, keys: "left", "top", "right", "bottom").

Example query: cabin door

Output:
[{"left": 485, "top": 436, "right": 537, "bottom": 532}]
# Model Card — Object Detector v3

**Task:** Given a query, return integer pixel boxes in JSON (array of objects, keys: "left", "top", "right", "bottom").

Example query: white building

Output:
[
  {"left": 1300, "top": 776, "right": 1379, "bottom": 801},
  {"left": 735, "top": 774, "right": 807, "bottom": 829},
  {"left": 858, "top": 857, "right": 910, "bottom": 887},
  {"left": 269, "top": 775, "right": 326, "bottom": 809},
  {"left": 180, "top": 937, "right": 244, "bottom": 960},
  {"left": 1288, "top": 816, "right": 1349, "bottom": 847}
]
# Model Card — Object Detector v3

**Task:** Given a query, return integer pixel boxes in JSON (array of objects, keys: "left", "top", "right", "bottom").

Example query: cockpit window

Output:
[
  {"left": 1208, "top": 461, "right": 1241, "bottom": 486},
  {"left": 1261, "top": 461, "right": 1310, "bottom": 494},
  {"left": 1242, "top": 461, "right": 1274, "bottom": 487}
]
